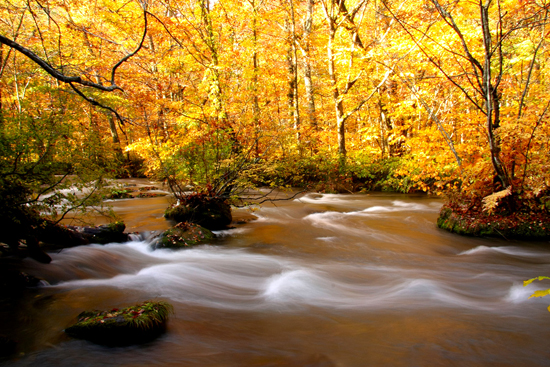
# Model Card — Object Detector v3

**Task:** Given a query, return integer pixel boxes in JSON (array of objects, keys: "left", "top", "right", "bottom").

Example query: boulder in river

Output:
[
  {"left": 153, "top": 222, "right": 216, "bottom": 250},
  {"left": 0, "top": 270, "right": 43, "bottom": 292},
  {"left": 64, "top": 301, "right": 173, "bottom": 346},
  {"left": 66, "top": 221, "right": 129, "bottom": 244},
  {"left": 164, "top": 196, "right": 232, "bottom": 230},
  {"left": 437, "top": 201, "right": 550, "bottom": 239}
]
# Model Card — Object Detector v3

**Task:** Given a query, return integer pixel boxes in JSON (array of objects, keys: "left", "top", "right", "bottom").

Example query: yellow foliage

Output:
[{"left": 482, "top": 186, "right": 512, "bottom": 215}]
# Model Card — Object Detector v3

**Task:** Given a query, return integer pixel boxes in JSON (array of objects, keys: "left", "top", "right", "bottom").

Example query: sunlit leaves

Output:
[
  {"left": 524, "top": 276, "right": 550, "bottom": 312},
  {"left": 0, "top": 0, "right": 548, "bottom": 201}
]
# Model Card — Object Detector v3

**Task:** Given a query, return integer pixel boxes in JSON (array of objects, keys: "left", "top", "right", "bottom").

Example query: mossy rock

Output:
[
  {"left": 437, "top": 204, "right": 550, "bottom": 239},
  {"left": 164, "top": 200, "right": 232, "bottom": 230},
  {"left": 0, "top": 270, "right": 42, "bottom": 293},
  {"left": 153, "top": 222, "right": 216, "bottom": 249},
  {"left": 136, "top": 192, "right": 167, "bottom": 198},
  {"left": 65, "top": 301, "right": 173, "bottom": 346},
  {"left": 68, "top": 221, "right": 129, "bottom": 244},
  {"left": 106, "top": 189, "right": 134, "bottom": 199}
]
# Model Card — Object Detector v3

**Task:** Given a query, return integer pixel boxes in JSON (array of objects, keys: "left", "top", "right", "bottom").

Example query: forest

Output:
[
  {"left": 0, "top": 0, "right": 549, "bottom": 243},
  {"left": 3, "top": 0, "right": 550, "bottom": 361}
]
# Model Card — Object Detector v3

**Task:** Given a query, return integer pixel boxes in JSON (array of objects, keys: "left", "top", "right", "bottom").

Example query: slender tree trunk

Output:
[
  {"left": 284, "top": 2, "right": 300, "bottom": 144},
  {"left": 288, "top": 0, "right": 300, "bottom": 143},
  {"left": 378, "top": 96, "right": 391, "bottom": 158},
  {"left": 327, "top": 22, "right": 346, "bottom": 162},
  {"left": 302, "top": 0, "right": 317, "bottom": 131},
  {"left": 322, "top": 0, "right": 369, "bottom": 166},
  {"left": 250, "top": 0, "right": 261, "bottom": 156},
  {"left": 286, "top": 38, "right": 295, "bottom": 124},
  {"left": 480, "top": 0, "right": 509, "bottom": 187},
  {"left": 201, "top": 0, "right": 226, "bottom": 123},
  {"left": 252, "top": 3, "right": 260, "bottom": 126},
  {"left": 107, "top": 112, "right": 124, "bottom": 161},
  {"left": 13, "top": 52, "right": 22, "bottom": 114}
]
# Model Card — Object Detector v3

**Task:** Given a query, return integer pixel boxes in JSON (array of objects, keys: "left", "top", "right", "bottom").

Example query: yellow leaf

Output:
[
  {"left": 528, "top": 289, "right": 550, "bottom": 299},
  {"left": 523, "top": 276, "right": 550, "bottom": 287}
]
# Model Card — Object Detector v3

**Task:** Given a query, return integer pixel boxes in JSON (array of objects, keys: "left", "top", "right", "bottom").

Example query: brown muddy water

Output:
[{"left": 2, "top": 179, "right": 550, "bottom": 366}]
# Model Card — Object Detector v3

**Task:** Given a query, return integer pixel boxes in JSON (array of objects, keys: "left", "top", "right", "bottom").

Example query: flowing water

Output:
[{"left": 2, "top": 181, "right": 550, "bottom": 366}]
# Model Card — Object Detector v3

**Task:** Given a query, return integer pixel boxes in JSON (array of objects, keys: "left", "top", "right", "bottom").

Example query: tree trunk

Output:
[
  {"left": 107, "top": 113, "right": 124, "bottom": 161},
  {"left": 480, "top": 0, "right": 510, "bottom": 187},
  {"left": 327, "top": 22, "right": 346, "bottom": 162},
  {"left": 284, "top": 0, "right": 300, "bottom": 143},
  {"left": 249, "top": 0, "right": 261, "bottom": 157},
  {"left": 378, "top": 96, "right": 391, "bottom": 158},
  {"left": 302, "top": 0, "right": 317, "bottom": 131},
  {"left": 201, "top": 0, "right": 226, "bottom": 123}
]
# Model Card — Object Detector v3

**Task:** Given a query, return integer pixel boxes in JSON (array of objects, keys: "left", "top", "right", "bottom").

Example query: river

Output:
[{"left": 2, "top": 180, "right": 550, "bottom": 366}]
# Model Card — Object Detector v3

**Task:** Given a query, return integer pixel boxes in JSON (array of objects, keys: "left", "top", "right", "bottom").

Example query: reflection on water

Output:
[{"left": 3, "top": 190, "right": 550, "bottom": 366}]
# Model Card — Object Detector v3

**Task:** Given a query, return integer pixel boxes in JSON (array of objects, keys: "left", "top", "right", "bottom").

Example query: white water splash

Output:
[
  {"left": 296, "top": 193, "right": 356, "bottom": 205},
  {"left": 303, "top": 211, "right": 396, "bottom": 241},
  {"left": 458, "top": 246, "right": 550, "bottom": 259},
  {"left": 504, "top": 282, "right": 541, "bottom": 304},
  {"left": 213, "top": 227, "right": 251, "bottom": 237},
  {"left": 46, "top": 242, "right": 516, "bottom": 312}
]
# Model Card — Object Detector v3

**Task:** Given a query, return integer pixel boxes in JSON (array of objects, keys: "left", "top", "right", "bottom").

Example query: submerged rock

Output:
[
  {"left": 153, "top": 222, "right": 216, "bottom": 250},
  {"left": 64, "top": 301, "right": 173, "bottom": 346},
  {"left": 67, "top": 221, "right": 129, "bottom": 244},
  {"left": 0, "top": 270, "right": 42, "bottom": 292},
  {"left": 105, "top": 186, "right": 166, "bottom": 199}
]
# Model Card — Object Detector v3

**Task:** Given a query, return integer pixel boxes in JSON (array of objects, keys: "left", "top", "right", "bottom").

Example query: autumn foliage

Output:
[{"left": 0, "top": 0, "right": 549, "bottom": 235}]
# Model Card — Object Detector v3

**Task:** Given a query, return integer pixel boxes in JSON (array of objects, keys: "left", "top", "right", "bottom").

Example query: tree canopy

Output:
[{"left": 1, "top": 0, "right": 549, "bottom": 199}]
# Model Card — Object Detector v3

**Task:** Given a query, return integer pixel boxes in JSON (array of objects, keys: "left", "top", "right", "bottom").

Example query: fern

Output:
[{"left": 482, "top": 186, "right": 512, "bottom": 215}]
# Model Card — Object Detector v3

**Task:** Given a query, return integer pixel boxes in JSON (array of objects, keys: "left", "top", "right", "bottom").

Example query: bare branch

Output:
[
  {"left": 69, "top": 83, "right": 128, "bottom": 125},
  {"left": 397, "top": 66, "right": 463, "bottom": 170},
  {"left": 430, "top": 0, "right": 484, "bottom": 77},
  {"left": 382, "top": 1, "right": 486, "bottom": 114},
  {"left": 520, "top": 99, "right": 550, "bottom": 189},
  {"left": 110, "top": 6, "right": 148, "bottom": 86},
  {"left": 518, "top": 14, "right": 548, "bottom": 118},
  {"left": 0, "top": 4, "right": 148, "bottom": 92}
]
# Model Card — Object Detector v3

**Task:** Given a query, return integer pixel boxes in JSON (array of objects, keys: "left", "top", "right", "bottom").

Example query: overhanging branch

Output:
[{"left": 0, "top": 4, "right": 148, "bottom": 93}]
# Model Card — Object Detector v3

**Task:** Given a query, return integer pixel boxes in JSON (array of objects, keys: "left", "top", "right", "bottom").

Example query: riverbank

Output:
[{"left": 437, "top": 196, "right": 550, "bottom": 240}]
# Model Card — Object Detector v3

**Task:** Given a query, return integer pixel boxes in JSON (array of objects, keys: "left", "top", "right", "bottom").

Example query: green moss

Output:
[
  {"left": 437, "top": 202, "right": 550, "bottom": 239},
  {"left": 164, "top": 196, "right": 232, "bottom": 230},
  {"left": 106, "top": 221, "right": 126, "bottom": 233},
  {"left": 106, "top": 189, "right": 133, "bottom": 199},
  {"left": 155, "top": 222, "right": 216, "bottom": 249},
  {"left": 65, "top": 301, "right": 173, "bottom": 345}
]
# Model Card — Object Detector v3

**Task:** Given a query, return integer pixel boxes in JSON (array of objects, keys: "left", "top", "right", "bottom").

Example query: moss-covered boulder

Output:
[
  {"left": 437, "top": 201, "right": 550, "bottom": 239},
  {"left": 105, "top": 189, "right": 134, "bottom": 199},
  {"left": 104, "top": 186, "right": 167, "bottom": 199},
  {"left": 67, "top": 221, "right": 128, "bottom": 244},
  {"left": 164, "top": 194, "right": 232, "bottom": 230},
  {"left": 65, "top": 301, "right": 173, "bottom": 346},
  {"left": 153, "top": 222, "right": 216, "bottom": 250}
]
